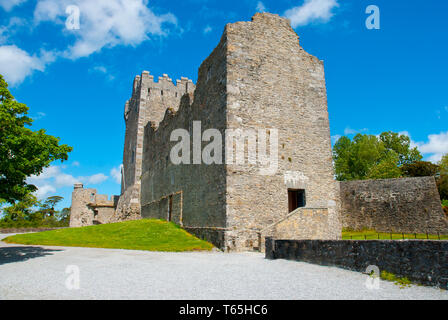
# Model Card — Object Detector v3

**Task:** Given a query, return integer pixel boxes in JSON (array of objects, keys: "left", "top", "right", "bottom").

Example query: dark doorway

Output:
[
  {"left": 168, "top": 195, "right": 173, "bottom": 221},
  {"left": 288, "top": 189, "right": 306, "bottom": 212}
]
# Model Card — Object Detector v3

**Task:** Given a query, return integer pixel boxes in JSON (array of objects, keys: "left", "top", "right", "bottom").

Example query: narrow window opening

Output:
[{"left": 168, "top": 195, "right": 173, "bottom": 221}]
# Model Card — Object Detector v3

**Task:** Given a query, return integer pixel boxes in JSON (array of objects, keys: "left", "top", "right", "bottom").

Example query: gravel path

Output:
[{"left": 1, "top": 234, "right": 447, "bottom": 300}]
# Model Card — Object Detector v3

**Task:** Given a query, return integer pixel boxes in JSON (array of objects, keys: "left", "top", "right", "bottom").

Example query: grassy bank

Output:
[{"left": 3, "top": 219, "right": 214, "bottom": 252}]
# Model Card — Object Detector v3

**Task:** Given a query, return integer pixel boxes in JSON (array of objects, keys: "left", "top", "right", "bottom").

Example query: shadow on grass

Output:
[{"left": 0, "top": 246, "right": 63, "bottom": 265}]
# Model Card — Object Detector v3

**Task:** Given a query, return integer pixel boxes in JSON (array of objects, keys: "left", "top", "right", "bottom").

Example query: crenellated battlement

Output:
[{"left": 130, "top": 71, "right": 195, "bottom": 98}]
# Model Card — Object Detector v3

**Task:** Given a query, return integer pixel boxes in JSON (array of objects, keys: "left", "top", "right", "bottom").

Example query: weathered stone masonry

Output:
[
  {"left": 69, "top": 183, "right": 119, "bottom": 227},
  {"left": 139, "top": 13, "right": 341, "bottom": 251},
  {"left": 69, "top": 13, "right": 447, "bottom": 252},
  {"left": 339, "top": 177, "right": 448, "bottom": 234},
  {"left": 266, "top": 238, "right": 448, "bottom": 289},
  {"left": 114, "top": 71, "right": 195, "bottom": 223}
]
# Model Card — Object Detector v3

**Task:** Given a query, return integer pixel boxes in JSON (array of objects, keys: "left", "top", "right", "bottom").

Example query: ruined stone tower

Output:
[
  {"left": 139, "top": 13, "right": 341, "bottom": 251},
  {"left": 69, "top": 13, "right": 447, "bottom": 250},
  {"left": 70, "top": 183, "right": 119, "bottom": 227},
  {"left": 112, "top": 71, "right": 195, "bottom": 222},
  {"left": 70, "top": 13, "right": 342, "bottom": 251}
]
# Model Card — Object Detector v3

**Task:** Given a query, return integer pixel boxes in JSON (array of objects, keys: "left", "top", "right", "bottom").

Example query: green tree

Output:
[
  {"left": 366, "top": 151, "right": 402, "bottom": 179},
  {"left": 0, "top": 74, "right": 73, "bottom": 203},
  {"left": 2, "top": 194, "right": 40, "bottom": 222},
  {"left": 439, "top": 153, "right": 448, "bottom": 176},
  {"left": 437, "top": 154, "right": 448, "bottom": 201},
  {"left": 57, "top": 207, "right": 71, "bottom": 225},
  {"left": 401, "top": 161, "right": 439, "bottom": 177},
  {"left": 378, "top": 131, "right": 422, "bottom": 166},
  {"left": 39, "top": 196, "right": 64, "bottom": 217},
  {"left": 437, "top": 176, "right": 448, "bottom": 202},
  {"left": 333, "top": 132, "right": 423, "bottom": 181}
]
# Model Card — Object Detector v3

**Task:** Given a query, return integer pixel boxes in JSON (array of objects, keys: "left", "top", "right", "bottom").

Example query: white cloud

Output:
[
  {"left": 256, "top": 1, "right": 266, "bottom": 12},
  {"left": 89, "top": 65, "right": 115, "bottom": 81},
  {"left": 331, "top": 134, "right": 341, "bottom": 144},
  {"left": 34, "top": 184, "right": 56, "bottom": 198},
  {"left": 203, "top": 25, "right": 212, "bottom": 34},
  {"left": 110, "top": 165, "right": 123, "bottom": 184},
  {"left": 92, "top": 66, "right": 107, "bottom": 74},
  {"left": 32, "top": 111, "right": 46, "bottom": 120},
  {"left": 414, "top": 132, "right": 448, "bottom": 163},
  {"left": 0, "top": 0, "right": 27, "bottom": 12},
  {"left": 399, "top": 131, "right": 448, "bottom": 163},
  {"left": 284, "top": 0, "right": 339, "bottom": 28},
  {"left": 85, "top": 173, "right": 108, "bottom": 184},
  {"left": 27, "top": 165, "right": 109, "bottom": 199},
  {"left": 0, "top": 17, "right": 27, "bottom": 44},
  {"left": 34, "top": 0, "right": 178, "bottom": 59},
  {"left": 0, "top": 45, "right": 56, "bottom": 86},
  {"left": 344, "top": 127, "right": 368, "bottom": 135}
]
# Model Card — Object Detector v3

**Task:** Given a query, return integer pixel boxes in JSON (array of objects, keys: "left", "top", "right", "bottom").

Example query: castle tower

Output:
[
  {"left": 70, "top": 183, "right": 96, "bottom": 227},
  {"left": 70, "top": 183, "right": 119, "bottom": 227},
  {"left": 140, "top": 13, "right": 341, "bottom": 251},
  {"left": 113, "top": 71, "right": 195, "bottom": 221}
]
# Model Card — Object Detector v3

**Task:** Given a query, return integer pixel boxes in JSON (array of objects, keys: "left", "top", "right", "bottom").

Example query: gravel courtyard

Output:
[{"left": 1, "top": 234, "right": 447, "bottom": 300}]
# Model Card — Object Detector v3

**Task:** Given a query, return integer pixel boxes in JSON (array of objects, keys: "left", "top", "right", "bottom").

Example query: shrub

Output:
[
  {"left": 380, "top": 271, "right": 412, "bottom": 288},
  {"left": 0, "top": 218, "right": 69, "bottom": 230},
  {"left": 401, "top": 161, "right": 439, "bottom": 177}
]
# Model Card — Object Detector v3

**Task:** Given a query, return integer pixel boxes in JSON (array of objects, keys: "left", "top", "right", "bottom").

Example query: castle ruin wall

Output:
[{"left": 339, "top": 177, "right": 448, "bottom": 234}]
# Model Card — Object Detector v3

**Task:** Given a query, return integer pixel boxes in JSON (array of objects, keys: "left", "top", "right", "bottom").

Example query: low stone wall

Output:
[
  {"left": 184, "top": 227, "right": 226, "bottom": 250},
  {"left": 339, "top": 177, "right": 448, "bottom": 234},
  {"left": 265, "top": 238, "right": 448, "bottom": 289},
  {"left": 273, "top": 208, "right": 333, "bottom": 240}
]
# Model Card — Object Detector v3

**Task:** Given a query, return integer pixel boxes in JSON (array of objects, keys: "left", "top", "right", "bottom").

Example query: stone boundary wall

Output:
[
  {"left": 183, "top": 227, "right": 226, "bottom": 250},
  {"left": 265, "top": 238, "right": 448, "bottom": 289},
  {"left": 339, "top": 177, "right": 448, "bottom": 234}
]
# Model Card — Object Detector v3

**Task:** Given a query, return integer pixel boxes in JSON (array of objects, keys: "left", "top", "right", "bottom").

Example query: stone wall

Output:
[
  {"left": 273, "top": 208, "right": 331, "bottom": 240},
  {"left": 265, "top": 238, "right": 448, "bottom": 289},
  {"left": 118, "top": 71, "right": 196, "bottom": 223},
  {"left": 111, "top": 184, "right": 141, "bottom": 223},
  {"left": 223, "top": 13, "right": 341, "bottom": 250},
  {"left": 138, "top": 13, "right": 341, "bottom": 251},
  {"left": 70, "top": 184, "right": 119, "bottom": 227},
  {"left": 137, "top": 13, "right": 341, "bottom": 251},
  {"left": 140, "top": 31, "right": 228, "bottom": 246},
  {"left": 70, "top": 184, "right": 95, "bottom": 227},
  {"left": 339, "top": 177, "right": 448, "bottom": 234}
]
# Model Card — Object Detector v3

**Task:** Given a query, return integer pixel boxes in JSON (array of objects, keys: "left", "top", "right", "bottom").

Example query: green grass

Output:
[
  {"left": 380, "top": 271, "right": 412, "bottom": 288},
  {"left": 342, "top": 230, "right": 448, "bottom": 240},
  {"left": 3, "top": 219, "right": 214, "bottom": 252}
]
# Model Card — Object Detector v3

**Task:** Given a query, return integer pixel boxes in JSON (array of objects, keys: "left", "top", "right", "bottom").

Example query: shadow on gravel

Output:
[{"left": 0, "top": 246, "right": 63, "bottom": 265}]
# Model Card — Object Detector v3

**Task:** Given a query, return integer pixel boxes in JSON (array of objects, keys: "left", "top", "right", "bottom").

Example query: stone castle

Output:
[{"left": 70, "top": 13, "right": 448, "bottom": 251}]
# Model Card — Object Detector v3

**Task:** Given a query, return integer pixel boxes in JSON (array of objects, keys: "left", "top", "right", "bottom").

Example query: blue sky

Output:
[{"left": 1, "top": 0, "right": 447, "bottom": 210}]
